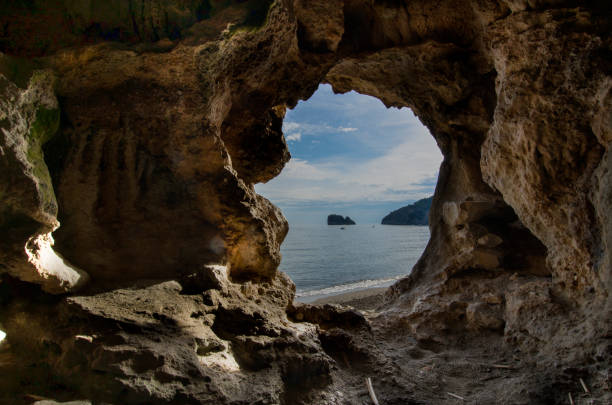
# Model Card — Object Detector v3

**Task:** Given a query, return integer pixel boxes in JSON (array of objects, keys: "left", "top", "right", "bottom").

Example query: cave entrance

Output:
[{"left": 255, "top": 84, "right": 443, "bottom": 305}]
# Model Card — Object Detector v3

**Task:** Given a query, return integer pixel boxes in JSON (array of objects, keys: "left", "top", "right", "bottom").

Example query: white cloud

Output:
[
  {"left": 338, "top": 127, "right": 358, "bottom": 132},
  {"left": 280, "top": 158, "right": 331, "bottom": 181},
  {"left": 348, "top": 126, "right": 441, "bottom": 193},
  {"left": 282, "top": 121, "right": 359, "bottom": 138},
  {"left": 283, "top": 122, "right": 301, "bottom": 133},
  {"left": 286, "top": 132, "right": 302, "bottom": 142},
  {"left": 256, "top": 127, "right": 442, "bottom": 204},
  {"left": 255, "top": 83, "right": 443, "bottom": 206}
]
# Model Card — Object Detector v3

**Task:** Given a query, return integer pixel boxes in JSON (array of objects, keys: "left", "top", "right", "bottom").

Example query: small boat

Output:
[{"left": 340, "top": 227, "right": 345, "bottom": 230}]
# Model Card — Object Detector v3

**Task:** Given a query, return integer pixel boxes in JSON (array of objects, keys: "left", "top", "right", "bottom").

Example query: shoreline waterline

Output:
[
  {"left": 297, "top": 286, "right": 390, "bottom": 311},
  {"left": 280, "top": 224, "right": 429, "bottom": 306},
  {"left": 294, "top": 277, "right": 400, "bottom": 304}
]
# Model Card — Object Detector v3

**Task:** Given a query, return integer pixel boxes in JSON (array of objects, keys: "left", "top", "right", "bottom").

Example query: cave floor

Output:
[{"left": 311, "top": 308, "right": 607, "bottom": 405}]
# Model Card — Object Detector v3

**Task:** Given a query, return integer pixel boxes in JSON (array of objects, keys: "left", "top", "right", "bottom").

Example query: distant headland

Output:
[
  {"left": 381, "top": 196, "right": 433, "bottom": 225},
  {"left": 327, "top": 214, "right": 356, "bottom": 225}
]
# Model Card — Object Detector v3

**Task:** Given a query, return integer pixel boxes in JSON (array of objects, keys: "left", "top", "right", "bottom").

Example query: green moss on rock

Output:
[
  {"left": 29, "top": 107, "right": 60, "bottom": 145},
  {"left": 26, "top": 106, "right": 60, "bottom": 215}
]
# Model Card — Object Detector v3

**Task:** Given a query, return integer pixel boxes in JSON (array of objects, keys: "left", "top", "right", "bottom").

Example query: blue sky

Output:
[{"left": 255, "top": 84, "right": 443, "bottom": 224}]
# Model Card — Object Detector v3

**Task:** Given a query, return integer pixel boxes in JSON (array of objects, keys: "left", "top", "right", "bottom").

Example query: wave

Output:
[{"left": 295, "top": 275, "right": 404, "bottom": 298}]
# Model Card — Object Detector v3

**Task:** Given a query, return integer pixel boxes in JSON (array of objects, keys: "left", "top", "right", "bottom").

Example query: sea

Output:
[{"left": 279, "top": 224, "right": 430, "bottom": 303}]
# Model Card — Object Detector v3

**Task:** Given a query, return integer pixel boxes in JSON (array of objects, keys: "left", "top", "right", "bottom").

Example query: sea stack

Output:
[{"left": 327, "top": 214, "right": 356, "bottom": 225}]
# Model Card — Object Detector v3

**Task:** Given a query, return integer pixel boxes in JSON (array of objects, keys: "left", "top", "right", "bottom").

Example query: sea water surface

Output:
[{"left": 279, "top": 224, "right": 430, "bottom": 303}]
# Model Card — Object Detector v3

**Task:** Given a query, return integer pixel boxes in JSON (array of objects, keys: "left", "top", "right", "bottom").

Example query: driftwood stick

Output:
[
  {"left": 568, "top": 392, "right": 575, "bottom": 405},
  {"left": 447, "top": 392, "right": 465, "bottom": 401},
  {"left": 365, "top": 377, "right": 380, "bottom": 405},
  {"left": 579, "top": 378, "right": 590, "bottom": 393}
]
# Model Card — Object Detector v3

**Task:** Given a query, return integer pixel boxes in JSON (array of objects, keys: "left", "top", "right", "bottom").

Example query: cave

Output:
[{"left": 0, "top": 1, "right": 611, "bottom": 404}]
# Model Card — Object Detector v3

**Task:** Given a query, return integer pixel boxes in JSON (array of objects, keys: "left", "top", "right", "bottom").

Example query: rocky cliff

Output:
[
  {"left": 0, "top": 1, "right": 611, "bottom": 404},
  {"left": 382, "top": 196, "right": 432, "bottom": 225}
]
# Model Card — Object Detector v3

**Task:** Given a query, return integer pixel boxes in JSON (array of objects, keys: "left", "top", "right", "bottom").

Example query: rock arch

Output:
[{"left": 0, "top": 0, "right": 611, "bottom": 403}]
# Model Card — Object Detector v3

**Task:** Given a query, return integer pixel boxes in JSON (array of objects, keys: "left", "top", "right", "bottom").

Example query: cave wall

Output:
[{"left": 0, "top": 0, "right": 611, "bottom": 403}]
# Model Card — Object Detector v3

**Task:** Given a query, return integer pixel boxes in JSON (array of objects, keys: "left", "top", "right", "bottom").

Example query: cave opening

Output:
[
  {"left": 0, "top": 1, "right": 609, "bottom": 403},
  {"left": 255, "top": 83, "right": 443, "bottom": 304}
]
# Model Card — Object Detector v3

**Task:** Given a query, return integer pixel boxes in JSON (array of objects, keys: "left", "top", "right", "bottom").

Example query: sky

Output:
[{"left": 254, "top": 84, "right": 443, "bottom": 224}]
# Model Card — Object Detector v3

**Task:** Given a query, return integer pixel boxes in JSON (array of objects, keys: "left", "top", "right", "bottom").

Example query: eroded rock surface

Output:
[
  {"left": 0, "top": 268, "right": 337, "bottom": 404},
  {"left": 0, "top": 58, "right": 89, "bottom": 294},
  {"left": 0, "top": 0, "right": 611, "bottom": 404}
]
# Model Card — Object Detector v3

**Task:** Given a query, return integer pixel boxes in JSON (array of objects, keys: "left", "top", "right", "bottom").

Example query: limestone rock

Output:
[
  {"left": 294, "top": 0, "right": 344, "bottom": 53},
  {"left": 0, "top": 60, "right": 88, "bottom": 293},
  {"left": 480, "top": 8, "right": 611, "bottom": 301},
  {"left": 0, "top": 1, "right": 611, "bottom": 404},
  {"left": 288, "top": 302, "right": 369, "bottom": 331},
  {"left": 0, "top": 273, "right": 336, "bottom": 404},
  {"left": 478, "top": 233, "right": 503, "bottom": 248},
  {"left": 180, "top": 264, "right": 229, "bottom": 294},
  {"left": 466, "top": 302, "right": 505, "bottom": 331}
]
